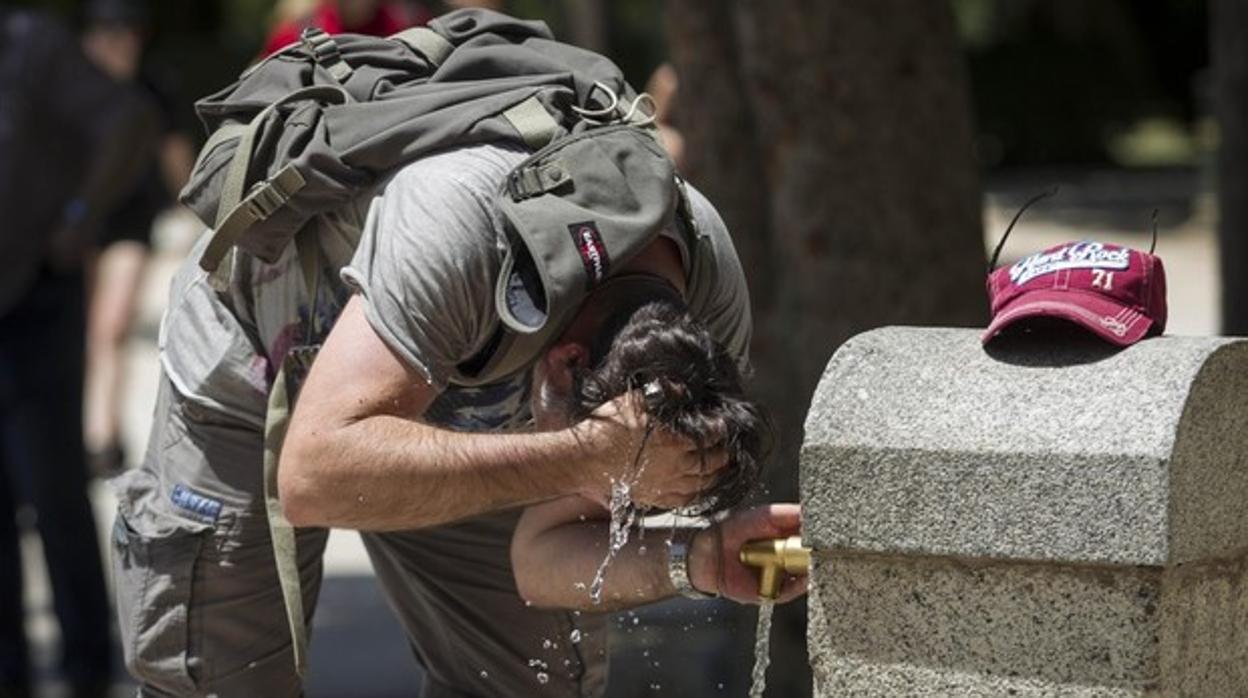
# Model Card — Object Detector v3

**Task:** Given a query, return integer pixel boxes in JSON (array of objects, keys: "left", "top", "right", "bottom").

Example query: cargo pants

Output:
[{"left": 111, "top": 375, "right": 608, "bottom": 697}]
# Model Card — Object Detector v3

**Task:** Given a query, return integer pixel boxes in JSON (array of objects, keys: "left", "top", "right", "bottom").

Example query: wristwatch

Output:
[{"left": 667, "top": 528, "right": 718, "bottom": 600}]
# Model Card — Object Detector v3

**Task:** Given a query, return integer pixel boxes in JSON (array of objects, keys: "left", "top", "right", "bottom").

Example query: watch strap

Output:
[{"left": 668, "top": 528, "right": 717, "bottom": 600}]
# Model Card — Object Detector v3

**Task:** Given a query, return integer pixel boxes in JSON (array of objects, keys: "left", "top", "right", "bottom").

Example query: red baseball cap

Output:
[{"left": 983, "top": 192, "right": 1168, "bottom": 347}]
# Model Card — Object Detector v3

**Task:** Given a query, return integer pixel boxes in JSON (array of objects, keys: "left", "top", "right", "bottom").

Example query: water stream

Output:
[
  {"left": 748, "top": 601, "right": 775, "bottom": 698},
  {"left": 587, "top": 436, "right": 650, "bottom": 605},
  {"left": 587, "top": 476, "right": 640, "bottom": 604}
]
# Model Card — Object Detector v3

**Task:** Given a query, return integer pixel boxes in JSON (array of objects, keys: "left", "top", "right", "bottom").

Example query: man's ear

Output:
[{"left": 543, "top": 342, "right": 588, "bottom": 392}]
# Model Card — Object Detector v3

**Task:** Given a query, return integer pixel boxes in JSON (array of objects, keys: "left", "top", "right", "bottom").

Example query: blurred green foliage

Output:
[{"left": 952, "top": 0, "right": 1208, "bottom": 166}]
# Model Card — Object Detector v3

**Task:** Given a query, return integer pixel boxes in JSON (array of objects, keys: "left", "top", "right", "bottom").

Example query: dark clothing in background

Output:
[
  {"left": 0, "top": 8, "right": 155, "bottom": 695},
  {"left": 0, "top": 10, "right": 134, "bottom": 313},
  {"left": 0, "top": 270, "right": 108, "bottom": 695},
  {"left": 99, "top": 71, "right": 179, "bottom": 248}
]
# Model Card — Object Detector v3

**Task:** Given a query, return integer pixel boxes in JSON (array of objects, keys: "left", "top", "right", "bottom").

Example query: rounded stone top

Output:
[{"left": 801, "top": 326, "right": 1248, "bottom": 566}]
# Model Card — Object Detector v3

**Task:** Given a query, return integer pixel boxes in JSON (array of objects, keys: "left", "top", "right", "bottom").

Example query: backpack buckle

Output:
[
  {"left": 243, "top": 165, "right": 308, "bottom": 222},
  {"left": 301, "top": 27, "right": 354, "bottom": 83},
  {"left": 506, "top": 162, "right": 568, "bottom": 201}
]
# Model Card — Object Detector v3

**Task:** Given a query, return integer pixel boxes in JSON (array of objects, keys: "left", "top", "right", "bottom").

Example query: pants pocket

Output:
[{"left": 112, "top": 502, "right": 211, "bottom": 696}]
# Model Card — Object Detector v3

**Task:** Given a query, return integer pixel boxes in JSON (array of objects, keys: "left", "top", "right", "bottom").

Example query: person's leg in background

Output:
[
  {"left": 0, "top": 426, "right": 32, "bottom": 697},
  {"left": 85, "top": 238, "right": 148, "bottom": 477},
  {"left": 0, "top": 268, "right": 112, "bottom": 697}
]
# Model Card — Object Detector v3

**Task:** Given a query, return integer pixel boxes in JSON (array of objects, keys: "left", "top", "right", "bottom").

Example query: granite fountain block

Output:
[{"left": 801, "top": 327, "right": 1248, "bottom": 696}]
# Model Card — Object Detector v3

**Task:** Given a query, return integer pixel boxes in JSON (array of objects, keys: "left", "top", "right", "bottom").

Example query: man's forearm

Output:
[
  {"left": 280, "top": 413, "right": 597, "bottom": 530},
  {"left": 513, "top": 519, "right": 684, "bottom": 612}
]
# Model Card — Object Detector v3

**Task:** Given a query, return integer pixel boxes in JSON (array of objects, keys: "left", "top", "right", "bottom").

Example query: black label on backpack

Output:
[{"left": 569, "top": 221, "right": 610, "bottom": 287}]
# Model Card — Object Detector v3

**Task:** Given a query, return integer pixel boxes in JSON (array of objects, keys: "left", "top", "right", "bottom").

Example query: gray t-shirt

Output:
[{"left": 160, "top": 142, "right": 751, "bottom": 433}]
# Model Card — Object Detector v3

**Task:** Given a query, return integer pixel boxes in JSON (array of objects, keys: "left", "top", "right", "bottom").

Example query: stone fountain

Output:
[{"left": 802, "top": 327, "right": 1248, "bottom": 696}]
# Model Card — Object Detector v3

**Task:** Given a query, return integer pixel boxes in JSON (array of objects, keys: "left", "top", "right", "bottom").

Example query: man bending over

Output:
[{"left": 114, "top": 138, "right": 802, "bottom": 697}]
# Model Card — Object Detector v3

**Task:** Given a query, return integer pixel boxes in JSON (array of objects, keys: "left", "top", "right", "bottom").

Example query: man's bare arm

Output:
[
  {"left": 279, "top": 295, "right": 721, "bottom": 530},
  {"left": 511, "top": 497, "right": 807, "bottom": 611}
]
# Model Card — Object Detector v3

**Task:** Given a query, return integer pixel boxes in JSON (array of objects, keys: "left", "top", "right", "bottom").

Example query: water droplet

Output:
[
  {"left": 479, "top": 670, "right": 489, "bottom": 679},
  {"left": 632, "top": 616, "right": 639, "bottom": 625},
  {"left": 638, "top": 545, "right": 647, "bottom": 555},
  {"left": 542, "top": 639, "right": 553, "bottom": 649},
  {"left": 536, "top": 671, "right": 550, "bottom": 684},
  {"left": 569, "top": 629, "right": 583, "bottom": 644}
]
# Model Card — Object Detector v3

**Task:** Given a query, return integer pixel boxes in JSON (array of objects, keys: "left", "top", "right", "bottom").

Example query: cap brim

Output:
[
  {"left": 495, "top": 248, "right": 548, "bottom": 334},
  {"left": 982, "top": 289, "right": 1154, "bottom": 347}
]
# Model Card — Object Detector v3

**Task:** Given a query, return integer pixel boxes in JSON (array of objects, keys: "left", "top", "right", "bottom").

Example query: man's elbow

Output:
[
  {"left": 510, "top": 541, "right": 554, "bottom": 608},
  {"left": 510, "top": 538, "right": 579, "bottom": 610},
  {"left": 278, "top": 431, "right": 332, "bottom": 528},
  {"left": 513, "top": 566, "right": 557, "bottom": 609}
]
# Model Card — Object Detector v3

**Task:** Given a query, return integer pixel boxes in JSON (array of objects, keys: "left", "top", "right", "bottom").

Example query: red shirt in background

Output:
[{"left": 262, "top": 2, "right": 431, "bottom": 57}]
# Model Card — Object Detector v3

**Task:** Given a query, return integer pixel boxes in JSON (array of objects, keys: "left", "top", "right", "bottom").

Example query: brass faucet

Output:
[{"left": 739, "top": 536, "right": 811, "bottom": 600}]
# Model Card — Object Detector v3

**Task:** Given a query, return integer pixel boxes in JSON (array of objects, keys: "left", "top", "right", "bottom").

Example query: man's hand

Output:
[
  {"left": 688, "top": 504, "right": 806, "bottom": 605},
  {"left": 570, "top": 391, "right": 728, "bottom": 510}
]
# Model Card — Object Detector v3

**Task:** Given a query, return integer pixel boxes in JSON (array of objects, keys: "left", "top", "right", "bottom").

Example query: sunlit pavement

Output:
[{"left": 20, "top": 170, "right": 1221, "bottom": 696}]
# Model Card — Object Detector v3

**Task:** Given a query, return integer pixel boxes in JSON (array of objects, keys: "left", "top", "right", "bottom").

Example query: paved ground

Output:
[{"left": 18, "top": 169, "right": 1223, "bottom": 696}]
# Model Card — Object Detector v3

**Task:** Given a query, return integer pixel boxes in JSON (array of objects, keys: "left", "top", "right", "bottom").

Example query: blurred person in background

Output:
[
  {"left": 81, "top": 0, "right": 196, "bottom": 478},
  {"left": 0, "top": 5, "right": 156, "bottom": 697},
  {"left": 645, "top": 63, "right": 685, "bottom": 170},
  {"left": 262, "top": 0, "right": 432, "bottom": 57}
]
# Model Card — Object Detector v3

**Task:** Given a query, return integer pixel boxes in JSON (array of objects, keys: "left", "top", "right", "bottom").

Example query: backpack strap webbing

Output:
[
  {"left": 301, "top": 27, "right": 353, "bottom": 83},
  {"left": 501, "top": 95, "right": 561, "bottom": 150},
  {"left": 262, "top": 354, "right": 312, "bottom": 677},
  {"left": 199, "top": 85, "right": 350, "bottom": 279},
  {"left": 391, "top": 26, "right": 454, "bottom": 67}
]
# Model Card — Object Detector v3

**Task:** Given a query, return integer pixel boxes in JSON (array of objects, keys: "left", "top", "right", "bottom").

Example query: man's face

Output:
[{"left": 525, "top": 236, "right": 686, "bottom": 431}]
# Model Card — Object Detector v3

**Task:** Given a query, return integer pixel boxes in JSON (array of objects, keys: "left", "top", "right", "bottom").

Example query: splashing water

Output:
[
  {"left": 587, "top": 436, "right": 649, "bottom": 604},
  {"left": 748, "top": 602, "right": 775, "bottom": 698},
  {"left": 587, "top": 477, "right": 639, "bottom": 603}
]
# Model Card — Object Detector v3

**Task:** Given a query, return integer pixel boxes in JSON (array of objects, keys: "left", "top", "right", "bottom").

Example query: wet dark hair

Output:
[{"left": 570, "top": 298, "right": 769, "bottom": 515}]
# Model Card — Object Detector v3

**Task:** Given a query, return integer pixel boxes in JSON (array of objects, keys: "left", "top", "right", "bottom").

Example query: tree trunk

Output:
[
  {"left": 561, "top": 0, "right": 607, "bottom": 52},
  {"left": 666, "top": 1, "right": 985, "bottom": 694},
  {"left": 1214, "top": 0, "right": 1248, "bottom": 334}
]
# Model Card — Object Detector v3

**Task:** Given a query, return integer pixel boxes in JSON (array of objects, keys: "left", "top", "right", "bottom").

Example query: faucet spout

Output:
[{"left": 739, "top": 536, "right": 811, "bottom": 600}]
